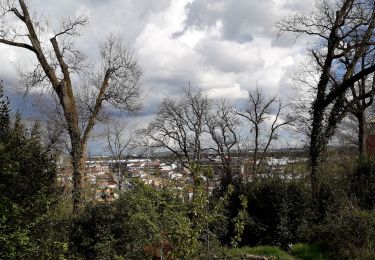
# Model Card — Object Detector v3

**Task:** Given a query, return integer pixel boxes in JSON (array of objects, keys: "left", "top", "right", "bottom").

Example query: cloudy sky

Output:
[{"left": 0, "top": 0, "right": 315, "bottom": 153}]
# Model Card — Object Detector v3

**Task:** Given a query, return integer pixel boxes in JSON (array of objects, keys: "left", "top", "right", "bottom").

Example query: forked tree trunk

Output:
[{"left": 56, "top": 79, "right": 87, "bottom": 213}]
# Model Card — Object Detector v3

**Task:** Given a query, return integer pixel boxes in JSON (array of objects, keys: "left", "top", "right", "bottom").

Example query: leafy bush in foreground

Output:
[
  {"left": 348, "top": 159, "right": 375, "bottom": 210},
  {"left": 235, "top": 178, "right": 312, "bottom": 248},
  {"left": 0, "top": 90, "right": 64, "bottom": 259},
  {"left": 317, "top": 208, "right": 375, "bottom": 260},
  {"left": 226, "top": 245, "right": 294, "bottom": 260}
]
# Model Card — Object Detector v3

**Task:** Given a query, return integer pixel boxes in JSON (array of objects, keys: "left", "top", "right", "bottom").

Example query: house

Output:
[
  {"left": 161, "top": 170, "right": 174, "bottom": 178},
  {"left": 159, "top": 163, "right": 177, "bottom": 171},
  {"left": 127, "top": 162, "right": 145, "bottom": 172},
  {"left": 171, "top": 173, "right": 183, "bottom": 180}
]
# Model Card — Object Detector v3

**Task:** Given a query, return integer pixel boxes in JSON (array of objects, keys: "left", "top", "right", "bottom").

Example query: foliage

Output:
[
  {"left": 225, "top": 245, "right": 294, "bottom": 260},
  {"left": 230, "top": 194, "right": 248, "bottom": 248},
  {"left": 0, "top": 81, "right": 10, "bottom": 138},
  {"left": 237, "top": 178, "right": 312, "bottom": 248},
  {"left": 290, "top": 243, "right": 326, "bottom": 260},
  {"left": 312, "top": 173, "right": 352, "bottom": 223},
  {"left": 69, "top": 165, "right": 238, "bottom": 259},
  {"left": 70, "top": 182, "right": 196, "bottom": 259},
  {"left": 316, "top": 208, "right": 375, "bottom": 260},
  {"left": 348, "top": 159, "right": 375, "bottom": 210},
  {"left": 188, "top": 162, "right": 235, "bottom": 258},
  {"left": 0, "top": 89, "right": 65, "bottom": 259}
]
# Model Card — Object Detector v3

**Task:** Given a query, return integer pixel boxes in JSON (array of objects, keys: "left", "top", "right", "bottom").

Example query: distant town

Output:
[{"left": 57, "top": 149, "right": 311, "bottom": 202}]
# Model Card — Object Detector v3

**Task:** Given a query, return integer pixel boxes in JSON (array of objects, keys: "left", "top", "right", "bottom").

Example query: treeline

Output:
[{"left": 138, "top": 87, "right": 291, "bottom": 184}]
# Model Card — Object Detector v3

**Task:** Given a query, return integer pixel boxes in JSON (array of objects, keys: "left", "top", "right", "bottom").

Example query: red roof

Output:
[{"left": 366, "top": 135, "right": 375, "bottom": 154}]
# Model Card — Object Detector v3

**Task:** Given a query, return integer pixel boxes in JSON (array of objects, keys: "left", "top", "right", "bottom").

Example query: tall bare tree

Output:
[
  {"left": 205, "top": 99, "right": 240, "bottom": 184},
  {"left": 146, "top": 88, "right": 209, "bottom": 166},
  {"left": 236, "top": 88, "right": 292, "bottom": 176},
  {"left": 277, "top": 0, "right": 375, "bottom": 193},
  {"left": 0, "top": 0, "right": 142, "bottom": 212},
  {"left": 143, "top": 88, "right": 209, "bottom": 177},
  {"left": 106, "top": 120, "right": 135, "bottom": 193},
  {"left": 345, "top": 50, "right": 375, "bottom": 157}
]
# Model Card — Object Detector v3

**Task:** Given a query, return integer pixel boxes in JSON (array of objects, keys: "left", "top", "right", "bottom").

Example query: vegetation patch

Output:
[
  {"left": 290, "top": 243, "right": 326, "bottom": 260},
  {"left": 227, "top": 246, "right": 295, "bottom": 260}
]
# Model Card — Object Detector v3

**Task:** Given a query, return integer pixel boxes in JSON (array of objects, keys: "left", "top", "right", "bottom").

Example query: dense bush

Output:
[
  {"left": 313, "top": 176, "right": 351, "bottom": 223},
  {"left": 290, "top": 243, "right": 326, "bottom": 260},
  {"left": 0, "top": 87, "right": 65, "bottom": 259},
  {"left": 303, "top": 161, "right": 375, "bottom": 259},
  {"left": 225, "top": 245, "right": 294, "bottom": 260},
  {"left": 225, "top": 178, "right": 312, "bottom": 249},
  {"left": 317, "top": 208, "right": 375, "bottom": 259},
  {"left": 70, "top": 183, "right": 199, "bottom": 259},
  {"left": 348, "top": 160, "right": 375, "bottom": 210}
]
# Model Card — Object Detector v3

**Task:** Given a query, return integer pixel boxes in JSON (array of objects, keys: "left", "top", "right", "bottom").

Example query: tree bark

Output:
[
  {"left": 309, "top": 102, "right": 325, "bottom": 194},
  {"left": 357, "top": 112, "right": 366, "bottom": 158},
  {"left": 71, "top": 137, "right": 85, "bottom": 213},
  {"left": 253, "top": 125, "right": 259, "bottom": 175}
]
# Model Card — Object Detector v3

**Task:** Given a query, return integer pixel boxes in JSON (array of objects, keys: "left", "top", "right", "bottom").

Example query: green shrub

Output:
[
  {"left": 0, "top": 95, "right": 65, "bottom": 259},
  {"left": 317, "top": 209, "right": 375, "bottom": 259},
  {"left": 70, "top": 183, "right": 197, "bottom": 259},
  {"left": 226, "top": 245, "right": 294, "bottom": 260},
  {"left": 236, "top": 178, "right": 312, "bottom": 248},
  {"left": 348, "top": 160, "right": 375, "bottom": 210},
  {"left": 290, "top": 243, "right": 326, "bottom": 260},
  {"left": 313, "top": 176, "right": 351, "bottom": 223}
]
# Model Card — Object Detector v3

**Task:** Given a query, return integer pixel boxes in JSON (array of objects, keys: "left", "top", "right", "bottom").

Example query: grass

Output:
[
  {"left": 227, "top": 245, "right": 295, "bottom": 260},
  {"left": 290, "top": 243, "right": 326, "bottom": 260},
  {"left": 224, "top": 244, "right": 328, "bottom": 260}
]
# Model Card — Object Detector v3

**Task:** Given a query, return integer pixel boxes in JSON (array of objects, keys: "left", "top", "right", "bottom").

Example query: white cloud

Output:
[
  {"left": 132, "top": 0, "right": 314, "bottom": 111},
  {"left": 0, "top": 0, "right": 316, "bottom": 151}
]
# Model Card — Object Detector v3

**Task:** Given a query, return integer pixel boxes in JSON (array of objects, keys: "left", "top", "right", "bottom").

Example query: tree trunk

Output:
[
  {"left": 70, "top": 131, "right": 86, "bottom": 213},
  {"left": 55, "top": 81, "right": 86, "bottom": 213},
  {"left": 222, "top": 161, "right": 233, "bottom": 187},
  {"left": 253, "top": 125, "right": 259, "bottom": 175},
  {"left": 69, "top": 120, "right": 86, "bottom": 214},
  {"left": 309, "top": 101, "right": 325, "bottom": 195},
  {"left": 357, "top": 112, "right": 366, "bottom": 158}
]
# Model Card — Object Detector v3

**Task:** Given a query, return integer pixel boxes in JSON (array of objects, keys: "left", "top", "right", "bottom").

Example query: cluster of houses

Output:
[
  {"left": 57, "top": 157, "right": 191, "bottom": 202},
  {"left": 57, "top": 154, "right": 308, "bottom": 202}
]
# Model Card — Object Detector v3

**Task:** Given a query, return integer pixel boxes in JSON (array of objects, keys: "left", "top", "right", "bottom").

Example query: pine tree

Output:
[{"left": 0, "top": 89, "right": 64, "bottom": 259}]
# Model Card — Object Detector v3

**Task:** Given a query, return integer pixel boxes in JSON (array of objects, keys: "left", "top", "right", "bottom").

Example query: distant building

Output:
[
  {"left": 366, "top": 136, "right": 375, "bottom": 155},
  {"left": 366, "top": 119, "right": 375, "bottom": 155}
]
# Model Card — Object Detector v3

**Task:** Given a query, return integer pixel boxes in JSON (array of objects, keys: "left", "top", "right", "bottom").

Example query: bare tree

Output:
[
  {"left": 335, "top": 113, "right": 361, "bottom": 147},
  {"left": 236, "top": 88, "right": 292, "bottom": 176},
  {"left": 277, "top": 0, "right": 375, "bottom": 193},
  {"left": 205, "top": 99, "right": 240, "bottom": 184},
  {"left": 0, "top": 1, "right": 142, "bottom": 212},
  {"left": 143, "top": 88, "right": 209, "bottom": 178},
  {"left": 345, "top": 51, "right": 375, "bottom": 157},
  {"left": 106, "top": 120, "right": 135, "bottom": 193}
]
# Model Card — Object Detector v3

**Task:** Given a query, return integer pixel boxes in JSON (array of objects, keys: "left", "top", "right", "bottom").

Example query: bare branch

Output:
[
  {"left": 237, "top": 88, "right": 292, "bottom": 175},
  {"left": 0, "top": 38, "right": 35, "bottom": 52},
  {"left": 53, "top": 14, "right": 89, "bottom": 39}
]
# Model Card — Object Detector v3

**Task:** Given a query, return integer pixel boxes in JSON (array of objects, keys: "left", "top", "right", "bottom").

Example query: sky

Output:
[{"left": 0, "top": 0, "right": 315, "bottom": 154}]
